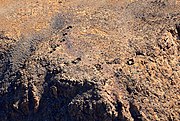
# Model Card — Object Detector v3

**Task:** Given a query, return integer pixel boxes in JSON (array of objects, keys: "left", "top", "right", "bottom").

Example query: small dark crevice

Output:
[
  {"left": 28, "top": 84, "right": 34, "bottom": 112},
  {"left": 129, "top": 102, "right": 142, "bottom": 121},
  {"left": 114, "top": 100, "right": 127, "bottom": 121},
  {"left": 158, "top": 43, "right": 163, "bottom": 50},
  {"left": 169, "top": 24, "right": 180, "bottom": 40},
  {"left": 126, "top": 86, "right": 133, "bottom": 94},
  {"left": 168, "top": 115, "right": 174, "bottom": 121},
  {"left": 176, "top": 24, "right": 180, "bottom": 40},
  {"left": 169, "top": 29, "right": 176, "bottom": 37}
]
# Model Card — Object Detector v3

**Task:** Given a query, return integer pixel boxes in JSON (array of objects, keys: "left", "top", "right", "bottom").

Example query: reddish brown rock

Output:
[{"left": 0, "top": 0, "right": 179, "bottom": 121}]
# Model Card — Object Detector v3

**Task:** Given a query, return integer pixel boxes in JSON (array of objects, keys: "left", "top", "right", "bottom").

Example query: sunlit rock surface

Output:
[{"left": 0, "top": 0, "right": 179, "bottom": 121}]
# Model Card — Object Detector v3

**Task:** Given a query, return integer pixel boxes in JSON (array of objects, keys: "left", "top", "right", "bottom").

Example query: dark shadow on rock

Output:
[
  {"left": 129, "top": 102, "right": 142, "bottom": 121},
  {"left": 176, "top": 23, "right": 180, "bottom": 40}
]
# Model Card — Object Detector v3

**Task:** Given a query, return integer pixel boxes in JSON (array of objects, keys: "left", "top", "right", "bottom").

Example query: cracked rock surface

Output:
[{"left": 0, "top": 0, "right": 180, "bottom": 121}]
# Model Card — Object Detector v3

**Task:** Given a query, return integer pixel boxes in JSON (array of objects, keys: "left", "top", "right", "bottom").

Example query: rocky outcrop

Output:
[{"left": 0, "top": 0, "right": 179, "bottom": 121}]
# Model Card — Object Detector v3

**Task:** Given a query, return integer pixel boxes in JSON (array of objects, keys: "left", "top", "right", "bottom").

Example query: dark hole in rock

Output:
[
  {"left": 127, "top": 59, "right": 134, "bottom": 65},
  {"left": 72, "top": 57, "right": 81, "bottom": 64},
  {"left": 66, "top": 26, "right": 73, "bottom": 29},
  {"left": 61, "top": 38, "right": 66, "bottom": 42},
  {"left": 63, "top": 33, "right": 68, "bottom": 36}
]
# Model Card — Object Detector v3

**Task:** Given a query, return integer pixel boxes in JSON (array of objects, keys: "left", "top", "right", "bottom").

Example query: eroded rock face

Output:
[{"left": 0, "top": 0, "right": 180, "bottom": 121}]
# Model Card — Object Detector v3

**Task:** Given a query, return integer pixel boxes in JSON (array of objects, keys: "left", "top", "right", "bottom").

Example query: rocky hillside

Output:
[{"left": 0, "top": 0, "right": 179, "bottom": 121}]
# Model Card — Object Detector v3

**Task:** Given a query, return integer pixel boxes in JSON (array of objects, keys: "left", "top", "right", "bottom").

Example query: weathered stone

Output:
[{"left": 0, "top": 0, "right": 179, "bottom": 121}]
